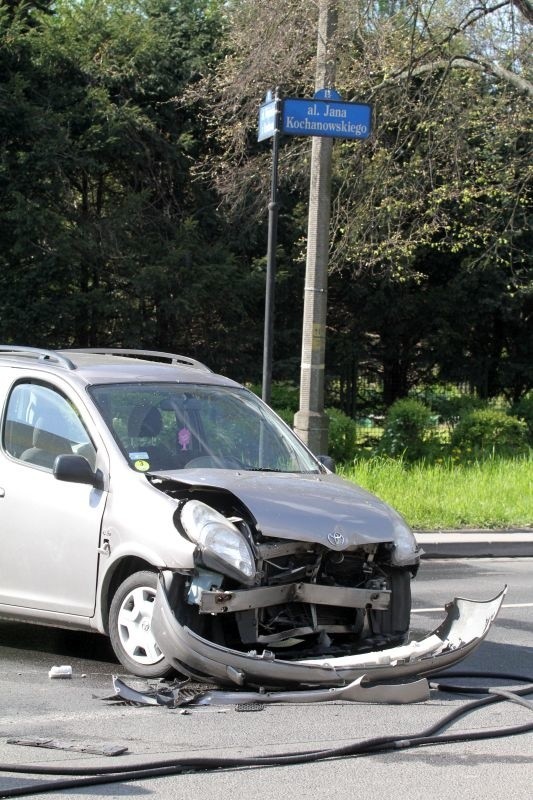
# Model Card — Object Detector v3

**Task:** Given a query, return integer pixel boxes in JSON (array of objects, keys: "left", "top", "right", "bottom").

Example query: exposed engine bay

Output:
[{"left": 152, "top": 475, "right": 417, "bottom": 664}]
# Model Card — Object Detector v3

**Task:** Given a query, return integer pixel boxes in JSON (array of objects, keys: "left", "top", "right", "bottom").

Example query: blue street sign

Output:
[
  {"left": 282, "top": 98, "right": 372, "bottom": 140},
  {"left": 258, "top": 99, "right": 278, "bottom": 142}
]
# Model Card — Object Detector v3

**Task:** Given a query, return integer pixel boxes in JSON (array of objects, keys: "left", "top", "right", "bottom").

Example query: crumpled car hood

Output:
[{"left": 154, "top": 469, "right": 407, "bottom": 550}]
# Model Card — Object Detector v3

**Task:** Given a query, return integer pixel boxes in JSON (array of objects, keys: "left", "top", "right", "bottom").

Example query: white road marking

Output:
[{"left": 413, "top": 602, "right": 533, "bottom": 613}]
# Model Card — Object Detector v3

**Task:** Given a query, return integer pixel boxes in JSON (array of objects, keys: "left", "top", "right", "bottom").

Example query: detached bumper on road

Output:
[{"left": 152, "top": 571, "right": 506, "bottom": 689}]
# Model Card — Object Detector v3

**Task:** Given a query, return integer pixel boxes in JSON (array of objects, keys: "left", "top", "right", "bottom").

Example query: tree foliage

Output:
[
  {"left": 0, "top": 0, "right": 263, "bottom": 378},
  {"left": 193, "top": 0, "right": 532, "bottom": 400}
]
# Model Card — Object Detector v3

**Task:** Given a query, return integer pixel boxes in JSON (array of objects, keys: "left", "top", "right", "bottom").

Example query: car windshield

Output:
[{"left": 88, "top": 383, "right": 320, "bottom": 474}]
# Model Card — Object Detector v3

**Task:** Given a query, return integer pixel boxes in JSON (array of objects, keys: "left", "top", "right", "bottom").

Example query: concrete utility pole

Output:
[{"left": 293, "top": 0, "right": 337, "bottom": 455}]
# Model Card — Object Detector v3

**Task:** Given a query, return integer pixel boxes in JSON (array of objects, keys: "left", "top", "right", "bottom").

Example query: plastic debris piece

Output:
[
  {"left": 106, "top": 674, "right": 429, "bottom": 710},
  {"left": 48, "top": 665, "right": 73, "bottom": 679},
  {"left": 179, "top": 707, "right": 228, "bottom": 714},
  {"left": 189, "top": 676, "right": 430, "bottom": 706},
  {"left": 7, "top": 737, "right": 128, "bottom": 756},
  {"left": 104, "top": 675, "right": 194, "bottom": 707}
]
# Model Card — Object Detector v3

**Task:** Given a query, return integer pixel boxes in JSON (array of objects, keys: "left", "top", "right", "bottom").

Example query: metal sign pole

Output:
[{"left": 261, "top": 89, "right": 281, "bottom": 405}]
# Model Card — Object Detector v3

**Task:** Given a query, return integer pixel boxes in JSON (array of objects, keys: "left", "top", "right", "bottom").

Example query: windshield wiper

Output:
[
  {"left": 239, "top": 466, "right": 319, "bottom": 473},
  {"left": 239, "top": 466, "right": 285, "bottom": 472}
]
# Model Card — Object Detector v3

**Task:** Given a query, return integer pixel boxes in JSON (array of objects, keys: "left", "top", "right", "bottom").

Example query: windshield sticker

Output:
[
  {"left": 178, "top": 427, "right": 192, "bottom": 451},
  {"left": 134, "top": 459, "right": 150, "bottom": 472},
  {"left": 129, "top": 451, "right": 149, "bottom": 460}
]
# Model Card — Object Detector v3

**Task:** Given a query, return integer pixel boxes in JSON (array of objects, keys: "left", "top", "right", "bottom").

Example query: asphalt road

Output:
[{"left": 0, "top": 557, "right": 532, "bottom": 800}]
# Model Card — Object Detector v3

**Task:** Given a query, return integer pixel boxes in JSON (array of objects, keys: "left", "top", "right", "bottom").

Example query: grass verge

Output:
[{"left": 339, "top": 454, "right": 533, "bottom": 530}]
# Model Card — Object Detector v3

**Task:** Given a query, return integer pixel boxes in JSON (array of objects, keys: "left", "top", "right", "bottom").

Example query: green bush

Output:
[
  {"left": 510, "top": 395, "right": 533, "bottom": 444},
  {"left": 269, "top": 382, "right": 299, "bottom": 413},
  {"left": 325, "top": 407, "right": 358, "bottom": 463},
  {"left": 249, "top": 382, "right": 300, "bottom": 413},
  {"left": 379, "top": 398, "right": 434, "bottom": 462},
  {"left": 450, "top": 409, "right": 528, "bottom": 458},
  {"left": 420, "top": 389, "right": 486, "bottom": 425}
]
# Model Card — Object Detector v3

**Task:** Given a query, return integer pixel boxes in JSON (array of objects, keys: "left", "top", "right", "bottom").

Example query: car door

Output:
[{"left": 0, "top": 379, "right": 107, "bottom": 617}]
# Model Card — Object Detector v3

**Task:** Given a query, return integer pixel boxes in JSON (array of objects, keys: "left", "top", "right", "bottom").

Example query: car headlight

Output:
[
  {"left": 180, "top": 500, "right": 256, "bottom": 583},
  {"left": 390, "top": 512, "right": 420, "bottom": 566}
]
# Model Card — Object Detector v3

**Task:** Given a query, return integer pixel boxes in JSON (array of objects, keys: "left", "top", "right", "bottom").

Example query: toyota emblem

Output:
[{"left": 328, "top": 529, "right": 346, "bottom": 547}]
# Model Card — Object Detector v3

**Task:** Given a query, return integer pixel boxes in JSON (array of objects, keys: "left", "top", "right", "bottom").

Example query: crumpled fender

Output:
[{"left": 151, "top": 571, "right": 506, "bottom": 689}]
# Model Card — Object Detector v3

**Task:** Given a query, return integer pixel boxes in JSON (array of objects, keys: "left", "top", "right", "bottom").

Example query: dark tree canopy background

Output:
[{"left": 1, "top": 0, "right": 531, "bottom": 404}]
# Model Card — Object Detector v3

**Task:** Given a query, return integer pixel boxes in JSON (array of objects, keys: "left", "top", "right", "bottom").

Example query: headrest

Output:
[
  {"left": 128, "top": 405, "right": 162, "bottom": 438},
  {"left": 32, "top": 426, "right": 70, "bottom": 454}
]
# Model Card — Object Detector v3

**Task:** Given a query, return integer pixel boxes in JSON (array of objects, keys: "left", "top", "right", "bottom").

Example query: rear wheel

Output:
[{"left": 109, "top": 570, "right": 174, "bottom": 678}]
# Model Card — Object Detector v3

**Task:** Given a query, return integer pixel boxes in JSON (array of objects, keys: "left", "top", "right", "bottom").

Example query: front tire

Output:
[{"left": 109, "top": 570, "right": 174, "bottom": 678}]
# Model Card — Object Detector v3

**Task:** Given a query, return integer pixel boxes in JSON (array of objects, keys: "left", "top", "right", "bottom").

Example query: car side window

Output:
[{"left": 3, "top": 382, "right": 97, "bottom": 470}]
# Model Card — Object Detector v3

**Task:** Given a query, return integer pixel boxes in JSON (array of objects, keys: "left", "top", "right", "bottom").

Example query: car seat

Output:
[
  {"left": 20, "top": 418, "right": 73, "bottom": 469},
  {"left": 127, "top": 404, "right": 175, "bottom": 469}
]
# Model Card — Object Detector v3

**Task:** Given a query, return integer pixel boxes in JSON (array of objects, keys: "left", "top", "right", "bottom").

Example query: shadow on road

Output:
[{"left": 0, "top": 619, "right": 115, "bottom": 665}]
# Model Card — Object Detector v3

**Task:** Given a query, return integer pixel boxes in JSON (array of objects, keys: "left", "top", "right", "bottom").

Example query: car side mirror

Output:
[
  {"left": 54, "top": 454, "right": 104, "bottom": 490},
  {"left": 317, "top": 454, "right": 336, "bottom": 473}
]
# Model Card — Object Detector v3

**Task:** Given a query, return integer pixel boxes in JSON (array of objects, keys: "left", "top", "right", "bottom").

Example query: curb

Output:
[{"left": 415, "top": 529, "right": 533, "bottom": 559}]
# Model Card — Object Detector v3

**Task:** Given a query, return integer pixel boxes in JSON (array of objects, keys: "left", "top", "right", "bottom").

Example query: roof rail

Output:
[
  {"left": 65, "top": 348, "right": 211, "bottom": 372},
  {"left": 0, "top": 346, "right": 77, "bottom": 370}
]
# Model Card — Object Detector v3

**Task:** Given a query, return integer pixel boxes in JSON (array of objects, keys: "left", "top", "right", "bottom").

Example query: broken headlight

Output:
[{"left": 180, "top": 499, "right": 256, "bottom": 584}]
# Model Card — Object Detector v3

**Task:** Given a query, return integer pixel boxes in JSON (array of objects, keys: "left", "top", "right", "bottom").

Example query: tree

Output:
[
  {"left": 192, "top": 0, "right": 532, "bottom": 402},
  {"left": 0, "top": 0, "right": 262, "bottom": 377}
]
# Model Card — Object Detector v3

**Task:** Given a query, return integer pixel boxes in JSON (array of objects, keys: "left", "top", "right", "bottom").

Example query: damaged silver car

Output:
[{"left": 0, "top": 346, "right": 495, "bottom": 687}]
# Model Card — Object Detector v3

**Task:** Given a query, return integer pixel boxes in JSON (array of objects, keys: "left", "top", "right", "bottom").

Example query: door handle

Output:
[{"left": 0, "top": 487, "right": 5, "bottom": 497}]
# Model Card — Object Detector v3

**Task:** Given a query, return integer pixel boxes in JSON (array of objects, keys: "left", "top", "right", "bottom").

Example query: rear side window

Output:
[{"left": 3, "top": 382, "right": 96, "bottom": 469}]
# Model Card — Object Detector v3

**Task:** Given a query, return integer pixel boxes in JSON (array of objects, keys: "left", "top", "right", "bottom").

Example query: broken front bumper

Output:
[{"left": 151, "top": 570, "right": 506, "bottom": 689}]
